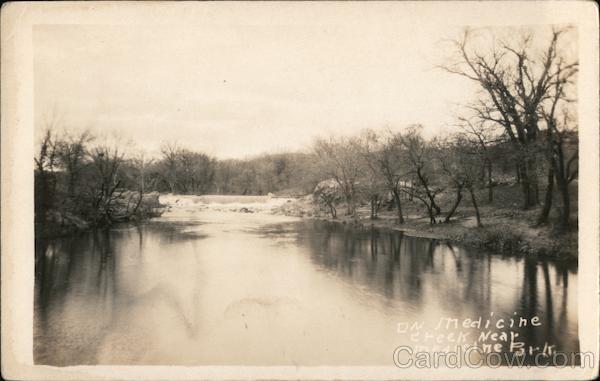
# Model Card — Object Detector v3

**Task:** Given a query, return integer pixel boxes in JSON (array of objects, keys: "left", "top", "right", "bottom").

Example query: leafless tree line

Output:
[
  {"left": 34, "top": 131, "right": 320, "bottom": 228},
  {"left": 313, "top": 26, "right": 578, "bottom": 230},
  {"left": 441, "top": 26, "right": 578, "bottom": 228}
]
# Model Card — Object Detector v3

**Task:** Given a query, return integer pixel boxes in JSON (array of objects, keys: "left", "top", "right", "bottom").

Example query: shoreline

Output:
[
  {"left": 36, "top": 191, "right": 167, "bottom": 240},
  {"left": 37, "top": 193, "right": 578, "bottom": 263},
  {"left": 272, "top": 196, "right": 578, "bottom": 262}
]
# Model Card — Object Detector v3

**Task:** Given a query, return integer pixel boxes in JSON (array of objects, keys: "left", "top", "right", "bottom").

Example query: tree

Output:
[
  {"left": 131, "top": 151, "right": 154, "bottom": 194},
  {"left": 457, "top": 117, "right": 504, "bottom": 203},
  {"left": 313, "top": 179, "right": 342, "bottom": 218},
  {"left": 538, "top": 102, "right": 578, "bottom": 229},
  {"left": 176, "top": 149, "right": 216, "bottom": 194},
  {"left": 160, "top": 142, "right": 182, "bottom": 193},
  {"left": 313, "top": 136, "right": 365, "bottom": 216},
  {"left": 399, "top": 125, "right": 443, "bottom": 224},
  {"left": 436, "top": 136, "right": 485, "bottom": 227},
  {"left": 357, "top": 159, "right": 386, "bottom": 220},
  {"left": 88, "top": 143, "right": 126, "bottom": 223},
  {"left": 358, "top": 129, "right": 409, "bottom": 223},
  {"left": 441, "top": 27, "right": 578, "bottom": 209},
  {"left": 34, "top": 129, "right": 59, "bottom": 224},
  {"left": 214, "top": 160, "right": 235, "bottom": 194},
  {"left": 55, "top": 130, "right": 93, "bottom": 197}
]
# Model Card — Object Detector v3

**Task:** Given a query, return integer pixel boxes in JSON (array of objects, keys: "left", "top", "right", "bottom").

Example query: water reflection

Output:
[
  {"left": 294, "top": 220, "right": 579, "bottom": 358},
  {"left": 34, "top": 215, "right": 579, "bottom": 366}
]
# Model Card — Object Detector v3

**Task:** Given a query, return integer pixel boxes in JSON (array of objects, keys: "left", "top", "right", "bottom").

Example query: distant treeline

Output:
[{"left": 34, "top": 132, "right": 321, "bottom": 230}]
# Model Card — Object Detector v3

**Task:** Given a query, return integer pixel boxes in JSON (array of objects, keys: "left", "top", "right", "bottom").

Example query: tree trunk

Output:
[
  {"left": 445, "top": 185, "right": 463, "bottom": 223},
  {"left": 554, "top": 141, "right": 572, "bottom": 231},
  {"left": 468, "top": 186, "right": 482, "bottom": 227},
  {"left": 416, "top": 168, "right": 441, "bottom": 215},
  {"left": 486, "top": 159, "right": 493, "bottom": 203},
  {"left": 537, "top": 165, "right": 555, "bottom": 225},
  {"left": 370, "top": 196, "right": 377, "bottom": 220},
  {"left": 392, "top": 188, "right": 405, "bottom": 224},
  {"left": 35, "top": 171, "right": 51, "bottom": 225},
  {"left": 68, "top": 173, "right": 76, "bottom": 197},
  {"left": 342, "top": 185, "right": 355, "bottom": 216},
  {"left": 132, "top": 188, "right": 144, "bottom": 215},
  {"left": 559, "top": 181, "right": 570, "bottom": 230},
  {"left": 555, "top": 174, "right": 570, "bottom": 230},
  {"left": 525, "top": 155, "right": 540, "bottom": 208},
  {"left": 330, "top": 204, "right": 337, "bottom": 219},
  {"left": 346, "top": 199, "right": 354, "bottom": 216},
  {"left": 426, "top": 205, "right": 436, "bottom": 224},
  {"left": 519, "top": 160, "right": 539, "bottom": 209}
]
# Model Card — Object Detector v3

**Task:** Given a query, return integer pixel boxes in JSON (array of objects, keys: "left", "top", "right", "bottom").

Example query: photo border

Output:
[{"left": 2, "top": 1, "right": 598, "bottom": 380}]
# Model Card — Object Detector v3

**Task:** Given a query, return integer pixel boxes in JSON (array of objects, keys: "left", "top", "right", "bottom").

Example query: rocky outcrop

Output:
[
  {"left": 110, "top": 191, "right": 165, "bottom": 221},
  {"left": 47, "top": 210, "right": 90, "bottom": 230}
]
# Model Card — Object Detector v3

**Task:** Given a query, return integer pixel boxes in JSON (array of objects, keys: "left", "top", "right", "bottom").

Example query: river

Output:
[{"left": 34, "top": 195, "right": 579, "bottom": 366}]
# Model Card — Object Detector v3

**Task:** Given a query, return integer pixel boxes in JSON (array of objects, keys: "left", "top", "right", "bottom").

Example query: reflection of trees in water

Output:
[
  {"left": 555, "top": 265, "right": 569, "bottom": 331},
  {"left": 35, "top": 225, "right": 208, "bottom": 365},
  {"left": 300, "top": 221, "right": 449, "bottom": 304},
  {"left": 511, "top": 257, "right": 579, "bottom": 357},
  {"left": 299, "top": 221, "right": 577, "bottom": 355},
  {"left": 93, "top": 229, "right": 118, "bottom": 310},
  {"left": 36, "top": 236, "right": 79, "bottom": 326},
  {"left": 36, "top": 229, "right": 119, "bottom": 309},
  {"left": 382, "top": 232, "right": 402, "bottom": 300},
  {"left": 35, "top": 230, "right": 117, "bottom": 350},
  {"left": 541, "top": 262, "right": 553, "bottom": 335},
  {"left": 516, "top": 257, "right": 540, "bottom": 346}
]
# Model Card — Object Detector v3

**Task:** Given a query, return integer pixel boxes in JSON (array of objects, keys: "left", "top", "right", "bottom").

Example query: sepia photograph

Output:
[{"left": 1, "top": 1, "right": 599, "bottom": 380}]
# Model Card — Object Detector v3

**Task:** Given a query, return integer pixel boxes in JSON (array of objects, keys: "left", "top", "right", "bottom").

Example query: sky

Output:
[{"left": 33, "top": 4, "right": 551, "bottom": 159}]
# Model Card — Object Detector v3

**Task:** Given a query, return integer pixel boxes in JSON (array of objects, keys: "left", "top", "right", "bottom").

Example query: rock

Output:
[
  {"left": 46, "top": 210, "right": 89, "bottom": 230},
  {"left": 64, "top": 212, "right": 90, "bottom": 230}
]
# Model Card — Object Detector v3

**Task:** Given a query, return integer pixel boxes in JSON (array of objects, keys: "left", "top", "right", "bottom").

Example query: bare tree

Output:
[
  {"left": 89, "top": 143, "right": 126, "bottom": 223},
  {"left": 160, "top": 141, "right": 182, "bottom": 193},
  {"left": 358, "top": 129, "right": 409, "bottom": 223},
  {"left": 436, "top": 135, "right": 485, "bottom": 227},
  {"left": 441, "top": 27, "right": 578, "bottom": 209},
  {"left": 399, "top": 125, "right": 443, "bottom": 224},
  {"left": 313, "top": 179, "right": 342, "bottom": 218},
  {"left": 34, "top": 128, "right": 59, "bottom": 223},
  {"left": 457, "top": 117, "right": 504, "bottom": 203},
  {"left": 357, "top": 159, "right": 386, "bottom": 220},
  {"left": 538, "top": 88, "right": 578, "bottom": 229},
  {"left": 55, "top": 130, "right": 93, "bottom": 197},
  {"left": 313, "top": 136, "right": 364, "bottom": 216},
  {"left": 132, "top": 151, "right": 154, "bottom": 194},
  {"left": 175, "top": 149, "right": 216, "bottom": 194}
]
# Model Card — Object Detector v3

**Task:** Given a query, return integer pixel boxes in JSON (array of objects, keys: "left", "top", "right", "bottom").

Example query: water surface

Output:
[{"left": 35, "top": 197, "right": 579, "bottom": 365}]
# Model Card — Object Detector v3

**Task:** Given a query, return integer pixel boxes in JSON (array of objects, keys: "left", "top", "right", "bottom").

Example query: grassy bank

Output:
[{"left": 274, "top": 183, "right": 578, "bottom": 260}]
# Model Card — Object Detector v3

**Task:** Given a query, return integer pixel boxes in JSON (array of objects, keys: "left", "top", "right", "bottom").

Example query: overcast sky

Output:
[{"left": 33, "top": 4, "right": 554, "bottom": 159}]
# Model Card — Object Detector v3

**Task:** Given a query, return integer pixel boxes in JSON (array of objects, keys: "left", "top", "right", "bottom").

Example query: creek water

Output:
[{"left": 34, "top": 196, "right": 579, "bottom": 366}]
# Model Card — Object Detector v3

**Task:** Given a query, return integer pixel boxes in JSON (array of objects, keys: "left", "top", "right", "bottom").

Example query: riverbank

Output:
[
  {"left": 271, "top": 189, "right": 578, "bottom": 261},
  {"left": 37, "top": 190, "right": 578, "bottom": 260},
  {"left": 36, "top": 191, "right": 166, "bottom": 238}
]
